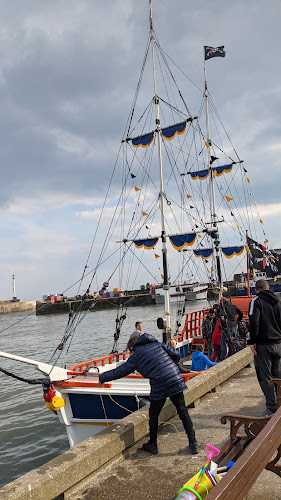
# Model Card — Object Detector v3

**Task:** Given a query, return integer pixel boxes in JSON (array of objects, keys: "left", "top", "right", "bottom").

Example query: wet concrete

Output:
[{"left": 67, "top": 366, "right": 280, "bottom": 500}]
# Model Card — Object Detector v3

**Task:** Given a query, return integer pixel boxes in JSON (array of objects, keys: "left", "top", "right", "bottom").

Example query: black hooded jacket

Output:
[
  {"left": 249, "top": 289, "right": 281, "bottom": 345},
  {"left": 99, "top": 333, "right": 186, "bottom": 400}
]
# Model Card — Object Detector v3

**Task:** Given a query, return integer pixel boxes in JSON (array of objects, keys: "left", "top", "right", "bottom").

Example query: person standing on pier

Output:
[
  {"left": 99, "top": 333, "right": 198, "bottom": 455},
  {"left": 249, "top": 279, "right": 281, "bottom": 416}
]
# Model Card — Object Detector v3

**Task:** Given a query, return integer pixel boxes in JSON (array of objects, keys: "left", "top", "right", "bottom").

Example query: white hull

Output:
[
  {"left": 154, "top": 284, "right": 208, "bottom": 304},
  {"left": 0, "top": 307, "right": 208, "bottom": 448}
]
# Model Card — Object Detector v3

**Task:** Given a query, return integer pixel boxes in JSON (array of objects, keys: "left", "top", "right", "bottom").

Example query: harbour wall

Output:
[
  {"left": 0, "top": 300, "right": 36, "bottom": 315},
  {"left": 0, "top": 348, "right": 253, "bottom": 500},
  {"left": 36, "top": 293, "right": 155, "bottom": 315}
]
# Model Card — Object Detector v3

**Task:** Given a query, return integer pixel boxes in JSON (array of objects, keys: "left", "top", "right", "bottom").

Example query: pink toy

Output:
[{"left": 193, "top": 444, "right": 220, "bottom": 491}]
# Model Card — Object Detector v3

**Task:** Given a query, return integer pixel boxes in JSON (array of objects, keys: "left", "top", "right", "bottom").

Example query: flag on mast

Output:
[{"left": 204, "top": 46, "right": 226, "bottom": 60}]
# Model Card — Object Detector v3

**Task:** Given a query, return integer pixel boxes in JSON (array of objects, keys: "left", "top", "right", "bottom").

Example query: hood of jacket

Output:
[
  {"left": 192, "top": 351, "right": 202, "bottom": 361},
  {"left": 133, "top": 333, "right": 158, "bottom": 348},
  {"left": 258, "top": 289, "right": 279, "bottom": 306}
]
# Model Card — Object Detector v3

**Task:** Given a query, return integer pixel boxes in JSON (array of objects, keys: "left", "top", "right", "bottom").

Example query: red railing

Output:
[
  {"left": 68, "top": 307, "right": 210, "bottom": 374},
  {"left": 174, "top": 307, "right": 209, "bottom": 343}
]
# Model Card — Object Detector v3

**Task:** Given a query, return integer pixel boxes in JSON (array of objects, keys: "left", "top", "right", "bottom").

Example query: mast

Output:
[
  {"left": 149, "top": 0, "right": 171, "bottom": 341},
  {"left": 204, "top": 58, "right": 222, "bottom": 297}
]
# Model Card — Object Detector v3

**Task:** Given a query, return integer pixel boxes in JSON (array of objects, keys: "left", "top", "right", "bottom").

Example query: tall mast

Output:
[
  {"left": 149, "top": 0, "right": 171, "bottom": 341},
  {"left": 204, "top": 59, "right": 222, "bottom": 296}
]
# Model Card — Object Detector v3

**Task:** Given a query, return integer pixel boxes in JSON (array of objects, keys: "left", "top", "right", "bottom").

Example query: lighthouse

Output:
[{"left": 12, "top": 274, "right": 19, "bottom": 302}]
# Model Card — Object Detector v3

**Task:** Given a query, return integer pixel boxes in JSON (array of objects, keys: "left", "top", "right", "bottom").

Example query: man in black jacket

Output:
[
  {"left": 99, "top": 333, "right": 198, "bottom": 455},
  {"left": 249, "top": 279, "right": 281, "bottom": 416},
  {"left": 218, "top": 297, "right": 243, "bottom": 360}
]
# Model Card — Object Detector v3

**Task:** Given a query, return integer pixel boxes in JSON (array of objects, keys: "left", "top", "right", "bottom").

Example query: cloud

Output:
[{"left": 1, "top": 0, "right": 281, "bottom": 300}]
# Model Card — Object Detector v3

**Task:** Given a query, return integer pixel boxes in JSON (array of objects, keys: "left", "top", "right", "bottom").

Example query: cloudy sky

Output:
[{"left": 1, "top": 0, "right": 281, "bottom": 301}]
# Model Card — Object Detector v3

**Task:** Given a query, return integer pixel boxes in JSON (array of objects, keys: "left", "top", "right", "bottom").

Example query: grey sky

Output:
[{"left": 1, "top": 0, "right": 281, "bottom": 300}]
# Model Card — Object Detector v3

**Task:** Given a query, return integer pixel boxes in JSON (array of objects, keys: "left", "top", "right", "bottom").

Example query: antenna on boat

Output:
[
  {"left": 149, "top": 0, "right": 171, "bottom": 342},
  {"left": 204, "top": 56, "right": 223, "bottom": 299}
]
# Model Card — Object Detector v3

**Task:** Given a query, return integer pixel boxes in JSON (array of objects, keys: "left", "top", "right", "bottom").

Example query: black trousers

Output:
[
  {"left": 254, "top": 343, "right": 281, "bottom": 412},
  {"left": 149, "top": 392, "right": 196, "bottom": 444}
]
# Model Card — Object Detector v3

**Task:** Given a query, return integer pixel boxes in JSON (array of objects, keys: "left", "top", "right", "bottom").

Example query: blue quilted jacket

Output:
[{"left": 99, "top": 333, "right": 187, "bottom": 400}]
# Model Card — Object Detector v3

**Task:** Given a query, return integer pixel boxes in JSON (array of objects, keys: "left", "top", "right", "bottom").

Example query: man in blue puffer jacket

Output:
[{"left": 99, "top": 333, "right": 198, "bottom": 455}]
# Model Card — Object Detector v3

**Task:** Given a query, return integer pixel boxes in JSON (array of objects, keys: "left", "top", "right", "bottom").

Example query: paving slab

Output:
[{"left": 67, "top": 366, "right": 281, "bottom": 500}]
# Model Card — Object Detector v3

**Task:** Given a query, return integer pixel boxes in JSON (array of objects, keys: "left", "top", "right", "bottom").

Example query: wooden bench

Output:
[{"left": 207, "top": 378, "right": 281, "bottom": 499}]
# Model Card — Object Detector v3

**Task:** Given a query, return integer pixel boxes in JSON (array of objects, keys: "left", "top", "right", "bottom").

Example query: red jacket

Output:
[{"left": 212, "top": 320, "right": 222, "bottom": 346}]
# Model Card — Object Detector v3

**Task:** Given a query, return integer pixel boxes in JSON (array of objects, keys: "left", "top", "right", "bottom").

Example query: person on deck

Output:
[
  {"left": 166, "top": 338, "right": 190, "bottom": 373},
  {"left": 202, "top": 308, "right": 216, "bottom": 359},
  {"left": 211, "top": 318, "right": 222, "bottom": 362},
  {"left": 249, "top": 279, "right": 281, "bottom": 416},
  {"left": 191, "top": 344, "right": 218, "bottom": 371},
  {"left": 99, "top": 333, "right": 198, "bottom": 455},
  {"left": 125, "top": 321, "right": 143, "bottom": 352},
  {"left": 218, "top": 297, "right": 243, "bottom": 361}
]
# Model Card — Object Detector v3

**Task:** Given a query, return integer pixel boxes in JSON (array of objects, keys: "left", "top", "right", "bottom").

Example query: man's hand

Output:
[{"left": 250, "top": 344, "right": 257, "bottom": 356}]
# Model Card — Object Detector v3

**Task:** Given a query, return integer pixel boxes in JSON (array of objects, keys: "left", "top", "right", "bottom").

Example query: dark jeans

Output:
[
  {"left": 148, "top": 392, "right": 196, "bottom": 445},
  {"left": 254, "top": 343, "right": 281, "bottom": 412},
  {"left": 206, "top": 339, "right": 213, "bottom": 360}
]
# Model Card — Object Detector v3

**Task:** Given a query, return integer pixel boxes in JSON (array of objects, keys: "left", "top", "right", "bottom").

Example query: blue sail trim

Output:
[
  {"left": 133, "top": 238, "right": 159, "bottom": 249},
  {"left": 190, "top": 169, "right": 209, "bottom": 180},
  {"left": 222, "top": 246, "right": 244, "bottom": 258},
  {"left": 161, "top": 121, "right": 186, "bottom": 141},
  {"left": 132, "top": 132, "right": 154, "bottom": 148},
  {"left": 169, "top": 233, "right": 196, "bottom": 250},
  {"left": 194, "top": 249, "right": 214, "bottom": 259},
  {"left": 213, "top": 164, "right": 233, "bottom": 177}
]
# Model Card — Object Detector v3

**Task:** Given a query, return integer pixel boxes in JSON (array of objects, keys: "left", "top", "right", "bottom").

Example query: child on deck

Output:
[{"left": 191, "top": 344, "right": 218, "bottom": 371}]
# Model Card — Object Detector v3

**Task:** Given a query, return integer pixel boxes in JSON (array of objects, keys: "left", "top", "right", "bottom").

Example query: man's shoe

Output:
[
  {"left": 260, "top": 409, "right": 275, "bottom": 417},
  {"left": 189, "top": 443, "right": 199, "bottom": 455},
  {"left": 142, "top": 441, "right": 158, "bottom": 455}
]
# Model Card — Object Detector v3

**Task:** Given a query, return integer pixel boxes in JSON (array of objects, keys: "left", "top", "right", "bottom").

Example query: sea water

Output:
[{"left": 0, "top": 300, "right": 208, "bottom": 487}]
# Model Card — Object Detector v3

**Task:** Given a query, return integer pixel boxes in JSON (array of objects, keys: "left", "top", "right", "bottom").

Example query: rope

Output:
[{"left": 0, "top": 367, "right": 50, "bottom": 386}]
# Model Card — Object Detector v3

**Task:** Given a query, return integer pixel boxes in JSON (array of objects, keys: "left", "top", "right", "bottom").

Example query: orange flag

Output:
[
  {"left": 135, "top": 186, "right": 140, "bottom": 192},
  {"left": 260, "top": 219, "right": 264, "bottom": 224},
  {"left": 142, "top": 211, "right": 148, "bottom": 216},
  {"left": 155, "top": 254, "right": 160, "bottom": 258},
  {"left": 226, "top": 196, "right": 233, "bottom": 202},
  {"left": 265, "top": 238, "right": 269, "bottom": 243},
  {"left": 187, "top": 194, "right": 192, "bottom": 199},
  {"left": 205, "top": 142, "right": 210, "bottom": 149},
  {"left": 161, "top": 274, "right": 164, "bottom": 279},
  {"left": 247, "top": 178, "right": 251, "bottom": 183}
]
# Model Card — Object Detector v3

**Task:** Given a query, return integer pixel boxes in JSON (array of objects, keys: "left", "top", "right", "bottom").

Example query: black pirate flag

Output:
[{"left": 204, "top": 46, "right": 226, "bottom": 60}]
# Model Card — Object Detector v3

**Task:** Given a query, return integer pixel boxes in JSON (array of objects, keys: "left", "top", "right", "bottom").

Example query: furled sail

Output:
[
  {"left": 190, "top": 164, "right": 233, "bottom": 181},
  {"left": 133, "top": 238, "right": 159, "bottom": 249},
  {"left": 169, "top": 233, "right": 196, "bottom": 250},
  {"left": 212, "top": 164, "right": 233, "bottom": 177},
  {"left": 161, "top": 120, "right": 187, "bottom": 141},
  {"left": 131, "top": 132, "right": 154, "bottom": 148},
  {"left": 194, "top": 249, "right": 214, "bottom": 259},
  {"left": 221, "top": 246, "right": 244, "bottom": 258}
]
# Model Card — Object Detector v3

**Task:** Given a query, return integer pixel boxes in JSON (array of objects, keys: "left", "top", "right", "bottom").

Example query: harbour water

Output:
[{"left": 0, "top": 300, "right": 209, "bottom": 488}]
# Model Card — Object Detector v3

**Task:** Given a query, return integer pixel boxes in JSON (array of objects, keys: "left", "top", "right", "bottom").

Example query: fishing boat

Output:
[
  {"left": 153, "top": 282, "right": 208, "bottom": 304},
  {"left": 0, "top": 0, "right": 279, "bottom": 449}
]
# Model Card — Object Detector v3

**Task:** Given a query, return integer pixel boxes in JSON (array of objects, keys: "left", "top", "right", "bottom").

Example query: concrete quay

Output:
[
  {"left": 0, "top": 348, "right": 279, "bottom": 500},
  {"left": 0, "top": 300, "right": 35, "bottom": 315}
]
